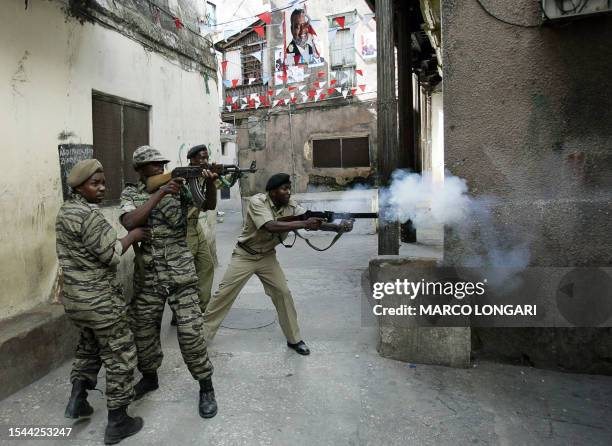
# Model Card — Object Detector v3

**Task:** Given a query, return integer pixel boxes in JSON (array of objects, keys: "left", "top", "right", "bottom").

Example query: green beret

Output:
[
  {"left": 266, "top": 173, "right": 291, "bottom": 191},
  {"left": 67, "top": 159, "right": 103, "bottom": 188}
]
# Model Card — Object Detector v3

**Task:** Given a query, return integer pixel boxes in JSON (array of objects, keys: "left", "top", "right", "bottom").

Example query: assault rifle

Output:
[
  {"left": 274, "top": 210, "right": 378, "bottom": 251},
  {"left": 145, "top": 161, "right": 257, "bottom": 206},
  {"left": 277, "top": 210, "right": 378, "bottom": 223}
]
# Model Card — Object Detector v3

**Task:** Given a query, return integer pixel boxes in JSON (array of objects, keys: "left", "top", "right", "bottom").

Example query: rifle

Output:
[
  {"left": 275, "top": 210, "right": 378, "bottom": 251},
  {"left": 277, "top": 210, "right": 378, "bottom": 223},
  {"left": 145, "top": 161, "right": 257, "bottom": 207}
]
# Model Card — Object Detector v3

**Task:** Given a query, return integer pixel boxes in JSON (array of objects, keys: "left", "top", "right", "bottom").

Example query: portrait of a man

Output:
[{"left": 286, "top": 8, "right": 324, "bottom": 66}]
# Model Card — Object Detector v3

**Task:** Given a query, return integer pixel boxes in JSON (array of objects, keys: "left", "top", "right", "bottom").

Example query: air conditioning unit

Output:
[{"left": 542, "top": 0, "right": 612, "bottom": 21}]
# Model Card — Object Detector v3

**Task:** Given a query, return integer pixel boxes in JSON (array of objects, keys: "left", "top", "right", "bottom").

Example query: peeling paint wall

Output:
[
  {"left": 442, "top": 0, "right": 612, "bottom": 371},
  {"left": 236, "top": 103, "right": 377, "bottom": 196},
  {"left": 0, "top": 0, "right": 220, "bottom": 321}
]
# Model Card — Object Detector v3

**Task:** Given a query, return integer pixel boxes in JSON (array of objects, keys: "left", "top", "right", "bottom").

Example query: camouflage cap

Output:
[
  {"left": 67, "top": 159, "right": 103, "bottom": 187},
  {"left": 132, "top": 145, "right": 170, "bottom": 167}
]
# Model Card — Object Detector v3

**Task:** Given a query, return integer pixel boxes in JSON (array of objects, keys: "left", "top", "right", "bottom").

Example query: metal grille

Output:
[{"left": 241, "top": 43, "right": 264, "bottom": 84}]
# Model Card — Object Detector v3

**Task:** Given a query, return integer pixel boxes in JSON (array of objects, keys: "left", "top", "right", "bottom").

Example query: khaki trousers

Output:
[
  {"left": 186, "top": 220, "right": 215, "bottom": 312},
  {"left": 202, "top": 246, "right": 301, "bottom": 344}
]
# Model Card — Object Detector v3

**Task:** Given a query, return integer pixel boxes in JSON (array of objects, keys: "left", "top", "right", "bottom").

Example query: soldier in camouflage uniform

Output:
[
  {"left": 56, "top": 159, "right": 147, "bottom": 445},
  {"left": 169, "top": 145, "right": 218, "bottom": 326},
  {"left": 119, "top": 145, "right": 218, "bottom": 419}
]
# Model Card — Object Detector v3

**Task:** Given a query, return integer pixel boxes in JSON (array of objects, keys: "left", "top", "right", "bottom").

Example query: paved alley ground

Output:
[{"left": 1, "top": 210, "right": 612, "bottom": 445}]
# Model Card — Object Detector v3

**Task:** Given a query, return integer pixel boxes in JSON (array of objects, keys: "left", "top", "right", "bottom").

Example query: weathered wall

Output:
[
  {"left": 442, "top": 1, "right": 612, "bottom": 371},
  {"left": 237, "top": 103, "right": 377, "bottom": 195},
  {"left": 0, "top": 0, "right": 219, "bottom": 321}
]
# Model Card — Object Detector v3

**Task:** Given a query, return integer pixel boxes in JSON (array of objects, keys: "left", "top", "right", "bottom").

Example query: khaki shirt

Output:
[{"left": 237, "top": 193, "right": 306, "bottom": 254}]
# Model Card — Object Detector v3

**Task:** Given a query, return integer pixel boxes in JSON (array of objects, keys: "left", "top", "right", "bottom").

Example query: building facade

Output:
[{"left": 0, "top": 0, "right": 219, "bottom": 327}]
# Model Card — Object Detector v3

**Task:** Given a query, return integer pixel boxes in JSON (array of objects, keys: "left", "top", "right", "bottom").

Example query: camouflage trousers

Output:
[
  {"left": 70, "top": 317, "right": 137, "bottom": 410},
  {"left": 186, "top": 220, "right": 215, "bottom": 313},
  {"left": 130, "top": 280, "right": 213, "bottom": 381}
]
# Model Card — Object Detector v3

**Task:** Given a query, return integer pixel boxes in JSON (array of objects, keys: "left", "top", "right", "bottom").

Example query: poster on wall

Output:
[
  {"left": 361, "top": 32, "right": 377, "bottom": 59},
  {"left": 285, "top": 6, "right": 324, "bottom": 67}
]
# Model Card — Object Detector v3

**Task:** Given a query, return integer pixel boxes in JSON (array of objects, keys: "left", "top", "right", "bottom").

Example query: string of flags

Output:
[{"left": 222, "top": 75, "right": 368, "bottom": 112}]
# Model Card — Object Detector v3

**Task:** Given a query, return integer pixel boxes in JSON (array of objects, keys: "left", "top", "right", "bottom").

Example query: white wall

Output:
[{"left": 0, "top": 0, "right": 220, "bottom": 320}]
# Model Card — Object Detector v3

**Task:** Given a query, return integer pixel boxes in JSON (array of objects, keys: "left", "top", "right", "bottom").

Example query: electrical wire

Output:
[{"left": 475, "top": 0, "right": 542, "bottom": 28}]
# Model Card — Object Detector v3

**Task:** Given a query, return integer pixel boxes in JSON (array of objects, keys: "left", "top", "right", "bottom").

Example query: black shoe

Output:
[
  {"left": 170, "top": 313, "right": 177, "bottom": 326},
  {"left": 104, "top": 406, "right": 144, "bottom": 445},
  {"left": 198, "top": 378, "right": 218, "bottom": 419},
  {"left": 64, "top": 379, "right": 94, "bottom": 419},
  {"left": 287, "top": 340, "right": 310, "bottom": 356},
  {"left": 133, "top": 373, "right": 159, "bottom": 401}
]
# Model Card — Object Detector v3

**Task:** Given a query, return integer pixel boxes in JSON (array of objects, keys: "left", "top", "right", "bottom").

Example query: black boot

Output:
[
  {"left": 198, "top": 378, "right": 218, "bottom": 418},
  {"left": 64, "top": 379, "right": 94, "bottom": 419},
  {"left": 133, "top": 373, "right": 159, "bottom": 400},
  {"left": 104, "top": 406, "right": 143, "bottom": 445}
]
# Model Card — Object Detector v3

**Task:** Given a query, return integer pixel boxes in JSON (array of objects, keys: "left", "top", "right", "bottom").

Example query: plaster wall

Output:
[
  {"left": 237, "top": 103, "right": 377, "bottom": 195},
  {"left": 0, "top": 0, "right": 220, "bottom": 320},
  {"left": 441, "top": 0, "right": 612, "bottom": 371}
]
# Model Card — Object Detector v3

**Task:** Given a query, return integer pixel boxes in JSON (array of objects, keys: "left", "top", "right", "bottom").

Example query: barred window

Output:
[{"left": 241, "top": 43, "right": 264, "bottom": 84}]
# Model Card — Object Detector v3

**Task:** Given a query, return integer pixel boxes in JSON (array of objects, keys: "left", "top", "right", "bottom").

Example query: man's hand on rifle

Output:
[
  {"left": 158, "top": 178, "right": 184, "bottom": 196},
  {"left": 201, "top": 168, "right": 219, "bottom": 183},
  {"left": 304, "top": 217, "right": 324, "bottom": 231},
  {"left": 336, "top": 219, "right": 354, "bottom": 234}
]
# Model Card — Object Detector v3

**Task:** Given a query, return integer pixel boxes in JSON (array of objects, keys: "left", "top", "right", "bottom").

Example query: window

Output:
[
  {"left": 330, "top": 29, "right": 355, "bottom": 67},
  {"left": 220, "top": 187, "right": 230, "bottom": 200},
  {"left": 241, "top": 43, "right": 264, "bottom": 84},
  {"left": 312, "top": 136, "right": 369, "bottom": 168},
  {"left": 92, "top": 92, "right": 150, "bottom": 202},
  {"left": 206, "top": 2, "right": 217, "bottom": 27},
  {"left": 328, "top": 11, "right": 357, "bottom": 68},
  {"left": 221, "top": 142, "right": 226, "bottom": 156}
]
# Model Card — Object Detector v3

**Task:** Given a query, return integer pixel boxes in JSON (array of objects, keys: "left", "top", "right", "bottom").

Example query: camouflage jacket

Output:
[
  {"left": 55, "top": 194, "right": 124, "bottom": 327},
  {"left": 119, "top": 181, "right": 197, "bottom": 286}
]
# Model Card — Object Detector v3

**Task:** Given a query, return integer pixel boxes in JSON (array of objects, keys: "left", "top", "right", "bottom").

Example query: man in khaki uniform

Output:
[
  {"left": 202, "top": 173, "right": 353, "bottom": 355},
  {"left": 170, "top": 145, "right": 217, "bottom": 326}
]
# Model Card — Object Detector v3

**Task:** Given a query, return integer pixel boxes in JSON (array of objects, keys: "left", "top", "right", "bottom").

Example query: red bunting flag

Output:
[
  {"left": 232, "top": 102, "right": 238, "bottom": 110},
  {"left": 174, "top": 17, "right": 183, "bottom": 29},
  {"left": 317, "top": 71, "right": 325, "bottom": 78},
  {"left": 308, "top": 89, "right": 316, "bottom": 98},
  {"left": 257, "top": 11, "right": 272, "bottom": 24},
  {"left": 359, "top": 84, "right": 366, "bottom": 92},
  {"left": 330, "top": 79, "right": 337, "bottom": 86},
  {"left": 327, "top": 88, "right": 335, "bottom": 95},
  {"left": 356, "top": 69, "right": 363, "bottom": 76},
  {"left": 351, "top": 88, "right": 358, "bottom": 95},
  {"left": 268, "top": 89, "right": 274, "bottom": 96},
  {"left": 313, "top": 81, "right": 320, "bottom": 88},
  {"left": 290, "top": 97, "right": 297, "bottom": 104},
  {"left": 288, "top": 86, "right": 297, "bottom": 91},
  {"left": 280, "top": 72, "right": 288, "bottom": 81},
  {"left": 221, "top": 61, "right": 228, "bottom": 72},
  {"left": 307, "top": 23, "right": 317, "bottom": 36},
  {"left": 254, "top": 25, "right": 265, "bottom": 38},
  {"left": 225, "top": 96, "right": 232, "bottom": 104},
  {"left": 231, "top": 79, "right": 239, "bottom": 88},
  {"left": 294, "top": 55, "right": 301, "bottom": 65},
  {"left": 319, "top": 93, "right": 327, "bottom": 100},
  {"left": 278, "top": 99, "right": 285, "bottom": 106},
  {"left": 334, "top": 16, "right": 345, "bottom": 29},
  {"left": 248, "top": 99, "right": 255, "bottom": 108},
  {"left": 259, "top": 95, "right": 267, "bottom": 103}
]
